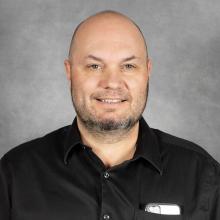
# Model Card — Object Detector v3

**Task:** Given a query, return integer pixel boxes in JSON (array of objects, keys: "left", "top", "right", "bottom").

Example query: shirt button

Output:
[
  {"left": 103, "top": 171, "right": 110, "bottom": 179},
  {"left": 103, "top": 214, "right": 110, "bottom": 219}
]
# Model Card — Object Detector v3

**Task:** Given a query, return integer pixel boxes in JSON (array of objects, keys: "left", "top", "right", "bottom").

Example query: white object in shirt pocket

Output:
[{"left": 134, "top": 208, "right": 183, "bottom": 220}]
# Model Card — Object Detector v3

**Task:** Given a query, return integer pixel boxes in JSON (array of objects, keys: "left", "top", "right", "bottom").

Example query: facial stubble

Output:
[{"left": 70, "top": 81, "right": 149, "bottom": 135}]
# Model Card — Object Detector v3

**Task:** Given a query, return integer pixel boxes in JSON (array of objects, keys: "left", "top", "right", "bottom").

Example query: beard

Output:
[{"left": 70, "top": 81, "right": 149, "bottom": 134}]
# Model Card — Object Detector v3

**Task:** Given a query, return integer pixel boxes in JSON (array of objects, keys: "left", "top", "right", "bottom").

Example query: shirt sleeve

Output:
[{"left": 0, "top": 156, "right": 11, "bottom": 220}]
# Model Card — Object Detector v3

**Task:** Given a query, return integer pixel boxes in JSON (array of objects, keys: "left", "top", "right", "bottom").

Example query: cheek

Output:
[
  {"left": 127, "top": 75, "right": 148, "bottom": 96},
  {"left": 71, "top": 74, "right": 98, "bottom": 98}
]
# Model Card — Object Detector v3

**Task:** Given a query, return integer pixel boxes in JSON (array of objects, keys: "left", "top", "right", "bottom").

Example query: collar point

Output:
[
  {"left": 63, "top": 155, "right": 68, "bottom": 165},
  {"left": 159, "top": 168, "right": 163, "bottom": 176}
]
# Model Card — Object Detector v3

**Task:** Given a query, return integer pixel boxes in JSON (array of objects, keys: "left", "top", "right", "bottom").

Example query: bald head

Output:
[{"left": 68, "top": 10, "right": 148, "bottom": 60}]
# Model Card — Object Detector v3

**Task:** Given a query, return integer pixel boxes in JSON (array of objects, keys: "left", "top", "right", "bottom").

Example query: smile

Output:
[{"left": 96, "top": 99, "right": 126, "bottom": 104}]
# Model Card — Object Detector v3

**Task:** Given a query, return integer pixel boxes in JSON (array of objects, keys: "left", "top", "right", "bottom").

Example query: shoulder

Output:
[
  {"left": 153, "top": 128, "right": 220, "bottom": 172},
  {"left": 1, "top": 125, "right": 70, "bottom": 166},
  {"left": 153, "top": 128, "right": 211, "bottom": 157}
]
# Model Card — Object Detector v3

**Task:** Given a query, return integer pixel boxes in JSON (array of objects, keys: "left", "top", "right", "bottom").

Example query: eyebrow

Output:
[{"left": 85, "top": 54, "right": 140, "bottom": 62}]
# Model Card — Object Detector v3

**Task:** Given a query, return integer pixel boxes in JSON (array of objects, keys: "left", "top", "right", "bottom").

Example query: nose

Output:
[{"left": 99, "top": 68, "right": 124, "bottom": 89}]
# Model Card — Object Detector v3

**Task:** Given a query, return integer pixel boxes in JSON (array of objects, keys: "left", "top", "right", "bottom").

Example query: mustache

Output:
[{"left": 92, "top": 90, "right": 130, "bottom": 101}]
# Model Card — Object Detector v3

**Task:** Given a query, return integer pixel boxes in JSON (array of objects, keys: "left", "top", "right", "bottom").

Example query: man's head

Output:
[{"left": 64, "top": 10, "right": 152, "bottom": 135}]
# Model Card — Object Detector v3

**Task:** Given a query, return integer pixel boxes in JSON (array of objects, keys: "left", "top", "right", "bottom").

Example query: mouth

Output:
[{"left": 95, "top": 98, "right": 127, "bottom": 104}]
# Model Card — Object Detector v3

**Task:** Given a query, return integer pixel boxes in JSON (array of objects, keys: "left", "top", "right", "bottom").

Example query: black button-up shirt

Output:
[{"left": 0, "top": 116, "right": 220, "bottom": 220}]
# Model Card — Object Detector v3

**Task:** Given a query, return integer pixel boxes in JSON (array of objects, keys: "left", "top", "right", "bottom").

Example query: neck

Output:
[{"left": 76, "top": 117, "right": 139, "bottom": 168}]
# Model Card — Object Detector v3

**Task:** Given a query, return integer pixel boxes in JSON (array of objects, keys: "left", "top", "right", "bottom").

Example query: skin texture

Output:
[{"left": 64, "top": 11, "right": 152, "bottom": 168}]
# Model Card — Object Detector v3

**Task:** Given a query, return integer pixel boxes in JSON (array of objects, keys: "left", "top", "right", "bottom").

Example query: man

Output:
[{"left": 0, "top": 10, "right": 219, "bottom": 220}]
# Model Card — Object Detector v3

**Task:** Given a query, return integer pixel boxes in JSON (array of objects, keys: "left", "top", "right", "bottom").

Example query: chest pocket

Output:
[{"left": 134, "top": 209, "right": 183, "bottom": 220}]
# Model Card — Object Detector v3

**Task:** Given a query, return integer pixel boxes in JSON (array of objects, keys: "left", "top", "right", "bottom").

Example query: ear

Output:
[
  {"left": 147, "top": 58, "right": 152, "bottom": 78},
  {"left": 64, "top": 59, "right": 71, "bottom": 81}
]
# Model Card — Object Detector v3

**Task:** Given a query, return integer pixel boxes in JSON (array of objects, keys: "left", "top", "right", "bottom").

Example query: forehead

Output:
[{"left": 71, "top": 15, "right": 147, "bottom": 60}]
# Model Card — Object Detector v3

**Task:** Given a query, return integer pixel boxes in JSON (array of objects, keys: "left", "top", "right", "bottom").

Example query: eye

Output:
[
  {"left": 124, "top": 64, "right": 136, "bottom": 69},
  {"left": 87, "top": 64, "right": 101, "bottom": 70}
]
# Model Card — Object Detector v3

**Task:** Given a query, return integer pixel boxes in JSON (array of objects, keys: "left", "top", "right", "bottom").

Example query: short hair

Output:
[{"left": 68, "top": 10, "right": 148, "bottom": 59}]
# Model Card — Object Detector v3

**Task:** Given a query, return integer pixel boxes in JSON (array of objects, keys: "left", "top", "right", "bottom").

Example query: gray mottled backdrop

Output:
[{"left": 0, "top": 0, "right": 220, "bottom": 161}]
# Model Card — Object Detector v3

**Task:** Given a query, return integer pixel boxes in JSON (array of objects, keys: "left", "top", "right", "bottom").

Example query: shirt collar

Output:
[
  {"left": 63, "top": 116, "right": 163, "bottom": 175},
  {"left": 134, "top": 116, "right": 163, "bottom": 175},
  {"left": 63, "top": 117, "right": 81, "bottom": 164}
]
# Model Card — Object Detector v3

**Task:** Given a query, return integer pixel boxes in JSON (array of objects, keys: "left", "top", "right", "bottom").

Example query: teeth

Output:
[{"left": 100, "top": 99, "right": 122, "bottom": 103}]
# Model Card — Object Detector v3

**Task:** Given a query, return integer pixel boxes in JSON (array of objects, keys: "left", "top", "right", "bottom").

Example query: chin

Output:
[{"left": 97, "top": 113, "right": 129, "bottom": 122}]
